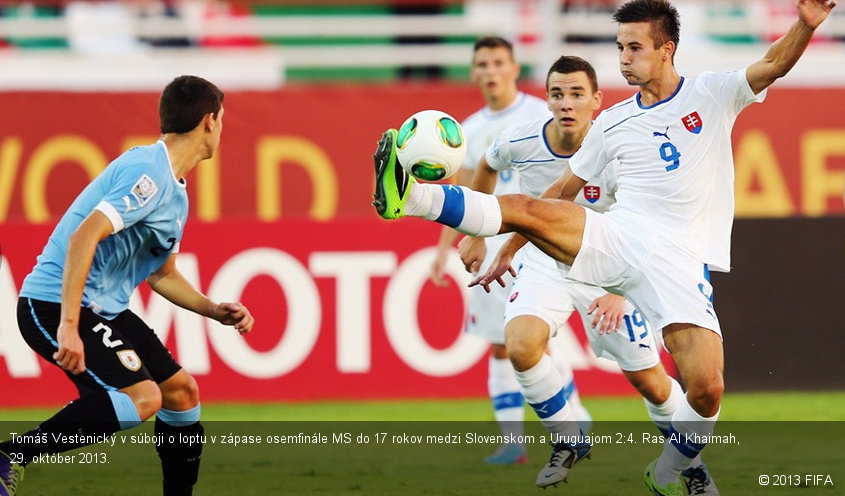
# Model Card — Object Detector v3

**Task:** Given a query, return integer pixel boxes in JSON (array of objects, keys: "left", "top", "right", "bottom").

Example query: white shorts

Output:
[
  {"left": 464, "top": 233, "right": 516, "bottom": 345},
  {"left": 568, "top": 209, "right": 722, "bottom": 338},
  {"left": 505, "top": 247, "right": 660, "bottom": 372},
  {"left": 465, "top": 283, "right": 510, "bottom": 344}
]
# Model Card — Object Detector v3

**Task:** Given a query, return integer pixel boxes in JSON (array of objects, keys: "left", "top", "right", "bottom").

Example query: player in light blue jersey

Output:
[
  {"left": 372, "top": 0, "right": 836, "bottom": 494},
  {"left": 0, "top": 75, "right": 254, "bottom": 496},
  {"left": 21, "top": 141, "right": 189, "bottom": 318}
]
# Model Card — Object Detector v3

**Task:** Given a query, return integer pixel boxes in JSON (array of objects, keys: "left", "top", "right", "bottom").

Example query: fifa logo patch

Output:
[
  {"left": 584, "top": 185, "right": 601, "bottom": 204},
  {"left": 682, "top": 111, "right": 703, "bottom": 134},
  {"left": 509, "top": 291, "right": 519, "bottom": 303},
  {"left": 131, "top": 174, "right": 158, "bottom": 207},
  {"left": 117, "top": 350, "right": 142, "bottom": 371}
]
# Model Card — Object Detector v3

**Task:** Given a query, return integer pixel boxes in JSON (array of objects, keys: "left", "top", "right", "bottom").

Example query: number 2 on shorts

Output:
[{"left": 92, "top": 322, "right": 124, "bottom": 349}]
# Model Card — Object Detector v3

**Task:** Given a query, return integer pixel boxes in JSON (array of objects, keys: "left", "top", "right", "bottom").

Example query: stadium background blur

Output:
[{"left": 1, "top": 0, "right": 844, "bottom": 412}]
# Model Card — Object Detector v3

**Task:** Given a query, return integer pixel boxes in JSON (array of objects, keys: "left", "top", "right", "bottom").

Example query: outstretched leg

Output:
[{"left": 372, "top": 129, "right": 586, "bottom": 265}]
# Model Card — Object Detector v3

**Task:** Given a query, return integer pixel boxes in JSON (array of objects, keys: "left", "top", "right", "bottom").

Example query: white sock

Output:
[
  {"left": 549, "top": 347, "right": 591, "bottom": 430},
  {"left": 514, "top": 354, "right": 580, "bottom": 437},
  {"left": 488, "top": 357, "right": 525, "bottom": 440},
  {"left": 645, "top": 377, "right": 684, "bottom": 436},
  {"left": 405, "top": 182, "right": 441, "bottom": 218},
  {"left": 406, "top": 184, "right": 501, "bottom": 237},
  {"left": 655, "top": 397, "right": 720, "bottom": 486}
]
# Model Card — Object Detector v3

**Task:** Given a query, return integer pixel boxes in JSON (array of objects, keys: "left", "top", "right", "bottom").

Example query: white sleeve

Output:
[
  {"left": 484, "top": 132, "right": 512, "bottom": 172},
  {"left": 568, "top": 119, "right": 611, "bottom": 182},
  {"left": 702, "top": 69, "right": 766, "bottom": 118},
  {"left": 94, "top": 200, "right": 124, "bottom": 233}
]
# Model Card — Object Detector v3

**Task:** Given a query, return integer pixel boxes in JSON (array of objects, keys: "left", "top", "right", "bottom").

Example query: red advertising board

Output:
[
  {"left": 1, "top": 84, "right": 842, "bottom": 406},
  {"left": 0, "top": 85, "right": 843, "bottom": 225},
  {"left": 0, "top": 219, "right": 659, "bottom": 407}
]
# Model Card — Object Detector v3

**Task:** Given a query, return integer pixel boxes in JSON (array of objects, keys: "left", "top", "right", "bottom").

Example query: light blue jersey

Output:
[{"left": 20, "top": 141, "right": 188, "bottom": 319}]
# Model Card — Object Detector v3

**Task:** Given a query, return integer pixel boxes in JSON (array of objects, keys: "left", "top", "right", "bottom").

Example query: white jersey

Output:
[
  {"left": 459, "top": 92, "right": 550, "bottom": 343},
  {"left": 569, "top": 69, "right": 765, "bottom": 272},
  {"left": 460, "top": 92, "right": 550, "bottom": 272},
  {"left": 484, "top": 117, "right": 663, "bottom": 369},
  {"left": 486, "top": 117, "right": 619, "bottom": 272},
  {"left": 461, "top": 92, "right": 550, "bottom": 196}
]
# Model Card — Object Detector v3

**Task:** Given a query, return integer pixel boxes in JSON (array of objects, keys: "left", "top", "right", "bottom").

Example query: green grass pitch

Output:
[{"left": 2, "top": 391, "right": 843, "bottom": 495}]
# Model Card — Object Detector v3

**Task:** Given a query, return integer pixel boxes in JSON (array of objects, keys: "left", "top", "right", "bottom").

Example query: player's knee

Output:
[
  {"left": 505, "top": 343, "right": 533, "bottom": 371},
  {"left": 126, "top": 381, "right": 163, "bottom": 421},
  {"left": 504, "top": 322, "right": 545, "bottom": 371},
  {"left": 625, "top": 368, "right": 672, "bottom": 405},
  {"left": 686, "top": 376, "right": 724, "bottom": 417},
  {"left": 161, "top": 373, "right": 200, "bottom": 411},
  {"left": 633, "top": 379, "right": 665, "bottom": 405}
]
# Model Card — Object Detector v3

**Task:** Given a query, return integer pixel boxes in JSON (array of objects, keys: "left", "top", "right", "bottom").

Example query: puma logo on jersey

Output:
[
  {"left": 682, "top": 112, "right": 703, "bottom": 134},
  {"left": 652, "top": 127, "right": 671, "bottom": 140}
]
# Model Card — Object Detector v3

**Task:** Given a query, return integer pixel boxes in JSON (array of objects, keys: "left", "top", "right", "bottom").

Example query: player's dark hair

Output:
[
  {"left": 546, "top": 56, "right": 599, "bottom": 93},
  {"left": 613, "top": 0, "right": 680, "bottom": 51},
  {"left": 159, "top": 75, "right": 224, "bottom": 134},
  {"left": 473, "top": 36, "right": 514, "bottom": 59}
]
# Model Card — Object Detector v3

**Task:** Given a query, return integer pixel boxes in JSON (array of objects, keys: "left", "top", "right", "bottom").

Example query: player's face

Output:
[
  {"left": 546, "top": 71, "right": 601, "bottom": 135},
  {"left": 616, "top": 22, "right": 670, "bottom": 86},
  {"left": 470, "top": 47, "right": 520, "bottom": 102}
]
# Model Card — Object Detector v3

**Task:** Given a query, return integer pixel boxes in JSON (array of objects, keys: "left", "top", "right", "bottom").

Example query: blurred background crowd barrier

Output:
[{"left": 2, "top": 0, "right": 845, "bottom": 89}]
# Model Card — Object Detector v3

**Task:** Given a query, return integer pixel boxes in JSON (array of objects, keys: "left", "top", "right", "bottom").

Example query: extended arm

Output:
[
  {"left": 148, "top": 255, "right": 254, "bottom": 334},
  {"left": 457, "top": 157, "right": 502, "bottom": 273},
  {"left": 469, "top": 155, "right": 500, "bottom": 194},
  {"left": 746, "top": 0, "right": 837, "bottom": 94},
  {"left": 55, "top": 210, "right": 114, "bottom": 374},
  {"left": 470, "top": 167, "right": 588, "bottom": 290},
  {"left": 548, "top": 166, "right": 589, "bottom": 202}
]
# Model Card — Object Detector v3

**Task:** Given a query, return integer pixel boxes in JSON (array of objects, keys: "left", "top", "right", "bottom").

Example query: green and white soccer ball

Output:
[{"left": 396, "top": 109, "right": 466, "bottom": 182}]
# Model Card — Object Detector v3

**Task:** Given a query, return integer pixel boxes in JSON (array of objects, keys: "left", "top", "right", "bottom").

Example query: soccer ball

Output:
[{"left": 396, "top": 110, "right": 466, "bottom": 181}]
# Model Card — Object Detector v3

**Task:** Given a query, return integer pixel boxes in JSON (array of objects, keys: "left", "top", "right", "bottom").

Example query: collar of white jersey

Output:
[
  {"left": 157, "top": 140, "right": 187, "bottom": 189},
  {"left": 635, "top": 77, "right": 686, "bottom": 110}
]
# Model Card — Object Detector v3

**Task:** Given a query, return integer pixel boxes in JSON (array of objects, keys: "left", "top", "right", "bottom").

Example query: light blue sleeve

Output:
[{"left": 96, "top": 160, "right": 168, "bottom": 233}]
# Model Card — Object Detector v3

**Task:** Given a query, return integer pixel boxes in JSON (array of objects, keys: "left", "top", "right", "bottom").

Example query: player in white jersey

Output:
[
  {"left": 0, "top": 76, "right": 254, "bottom": 496},
  {"left": 371, "top": 1, "right": 836, "bottom": 495},
  {"left": 428, "top": 36, "right": 587, "bottom": 465},
  {"left": 461, "top": 55, "right": 688, "bottom": 489}
]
